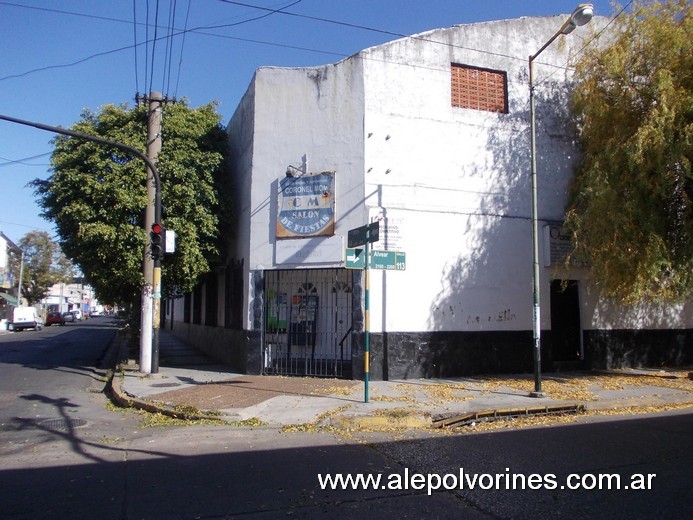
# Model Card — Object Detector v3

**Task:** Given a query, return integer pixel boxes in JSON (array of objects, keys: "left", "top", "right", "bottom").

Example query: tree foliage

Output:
[
  {"left": 566, "top": 0, "right": 692, "bottom": 303},
  {"left": 8, "top": 231, "right": 74, "bottom": 305},
  {"left": 31, "top": 101, "right": 230, "bottom": 307}
]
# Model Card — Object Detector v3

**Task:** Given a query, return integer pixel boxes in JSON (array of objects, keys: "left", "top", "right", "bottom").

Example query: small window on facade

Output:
[{"left": 451, "top": 63, "right": 508, "bottom": 113}]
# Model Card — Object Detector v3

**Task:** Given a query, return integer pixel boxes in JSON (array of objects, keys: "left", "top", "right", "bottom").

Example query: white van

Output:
[{"left": 8, "top": 307, "right": 43, "bottom": 331}]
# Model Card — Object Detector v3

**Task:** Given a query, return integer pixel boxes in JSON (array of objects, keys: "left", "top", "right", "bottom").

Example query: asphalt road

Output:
[
  {"left": 362, "top": 411, "right": 693, "bottom": 519},
  {"left": 0, "top": 316, "right": 131, "bottom": 440},
  {"left": 1, "top": 319, "right": 691, "bottom": 519}
]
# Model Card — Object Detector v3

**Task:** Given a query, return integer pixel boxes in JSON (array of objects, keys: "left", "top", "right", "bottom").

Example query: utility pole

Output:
[
  {"left": 16, "top": 251, "right": 24, "bottom": 308},
  {"left": 140, "top": 92, "right": 163, "bottom": 374}
]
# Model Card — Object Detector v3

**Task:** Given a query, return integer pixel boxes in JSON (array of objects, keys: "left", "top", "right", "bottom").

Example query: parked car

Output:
[
  {"left": 45, "top": 311, "right": 66, "bottom": 326},
  {"left": 89, "top": 310, "right": 101, "bottom": 317},
  {"left": 71, "top": 310, "right": 83, "bottom": 321},
  {"left": 62, "top": 311, "right": 76, "bottom": 322},
  {"left": 8, "top": 307, "right": 43, "bottom": 331}
]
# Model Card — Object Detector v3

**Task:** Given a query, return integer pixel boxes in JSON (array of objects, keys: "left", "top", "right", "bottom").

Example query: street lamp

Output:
[{"left": 529, "top": 4, "right": 593, "bottom": 397}]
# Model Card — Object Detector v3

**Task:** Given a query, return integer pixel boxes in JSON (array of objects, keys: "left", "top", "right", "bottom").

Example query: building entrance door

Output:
[
  {"left": 263, "top": 268, "right": 353, "bottom": 377},
  {"left": 550, "top": 280, "right": 582, "bottom": 362}
]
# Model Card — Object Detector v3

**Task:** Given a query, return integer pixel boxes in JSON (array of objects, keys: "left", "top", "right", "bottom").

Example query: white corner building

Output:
[{"left": 165, "top": 14, "right": 691, "bottom": 379}]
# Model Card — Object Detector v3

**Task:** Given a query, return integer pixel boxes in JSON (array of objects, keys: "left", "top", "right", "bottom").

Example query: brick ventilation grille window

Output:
[{"left": 451, "top": 64, "right": 507, "bottom": 113}]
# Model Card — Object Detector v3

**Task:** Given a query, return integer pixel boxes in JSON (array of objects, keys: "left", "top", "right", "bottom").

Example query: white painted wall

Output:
[
  {"left": 228, "top": 59, "right": 367, "bottom": 328},
  {"left": 359, "top": 16, "right": 602, "bottom": 333},
  {"left": 221, "top": 15, "right": 690, "bottom": 336}
]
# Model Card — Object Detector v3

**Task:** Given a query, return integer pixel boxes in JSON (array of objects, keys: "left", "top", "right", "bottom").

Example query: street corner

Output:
[{"left": 109, "top": 370, "right": 233, "bottom": 423}]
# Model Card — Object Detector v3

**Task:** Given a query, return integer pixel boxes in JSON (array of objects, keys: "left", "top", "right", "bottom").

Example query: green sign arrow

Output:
[
  {"left": 345, "top": 249, "right": 405, "bottom": 270},
  {"left": 345, "top": 247, "right": 365, "bottom": 269}
]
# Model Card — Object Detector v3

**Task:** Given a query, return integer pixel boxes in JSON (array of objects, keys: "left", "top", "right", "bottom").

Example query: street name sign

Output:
[
  {"left": 345, "top": 248, "right": 406, "bottom": 270},
  {"left": 369, "top": 250, "right": 406, "bottom": 270}
]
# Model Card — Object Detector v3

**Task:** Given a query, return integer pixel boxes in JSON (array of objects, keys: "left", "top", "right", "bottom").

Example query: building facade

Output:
[
  {"left": 0, "top": 231, "right": 21, "bottom": 321},
  {"left": 41, "top": 279, "right": 96, "bottom": 316},
  {"left": 166, "top": 15, "right": 691, "bottom": 379}
]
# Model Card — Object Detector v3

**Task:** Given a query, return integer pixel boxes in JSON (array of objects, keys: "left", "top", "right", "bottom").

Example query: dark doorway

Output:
[{"left": 550, "top": 280, "right": 582, "bottom": 362}]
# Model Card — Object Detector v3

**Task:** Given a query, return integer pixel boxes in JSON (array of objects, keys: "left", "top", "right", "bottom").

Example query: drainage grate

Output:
[
  {"left": 39, "top": 418, "right": 88, "bottom": 430},
  {"left": 151, "top": 383, "right": 181, "bottom": 388},
  {"left": 432, "top": 404, "right": 586, "bottom": 429}
]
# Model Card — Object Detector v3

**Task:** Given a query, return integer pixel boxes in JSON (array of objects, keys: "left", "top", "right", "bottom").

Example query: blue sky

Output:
[{"left": 0, "top": 0, "right": 618, "bottom": 245}]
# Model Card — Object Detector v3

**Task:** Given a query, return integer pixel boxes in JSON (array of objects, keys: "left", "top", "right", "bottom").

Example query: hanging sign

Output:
[{"left": 277, "top": 172, "right": 335, "bottom": 239}]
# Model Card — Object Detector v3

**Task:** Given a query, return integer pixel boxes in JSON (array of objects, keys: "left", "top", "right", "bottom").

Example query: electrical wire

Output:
[
  {"left": 144, "top": 0, "right": 151, "bottom": 95},
  {"left": 0, "top": 152, "right": 52, "bottom": 167},
  {"left": 162, "top": 0, "right": 178, "bottom": 97},
  {"left": 133, "top": 0, "right": 140, "bottom": 96},
  {"left": 0, "top": 0, "right": 625, "bottom": 94},
  {"left": 148, "top": 0, "right": 161, "bottom": 96},
  {"left": 173, "top": 0, "right": 192, "bottom": 98},
  {"left": 217, "top": 0, "right": 521, "bottom": 63},
  {"left": 0, "top": 0, "right": 520, "bottom": 84}
]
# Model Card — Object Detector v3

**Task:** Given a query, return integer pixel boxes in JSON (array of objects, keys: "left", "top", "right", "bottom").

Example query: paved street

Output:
[{"left": 1, "top": 320, "right": 691, "bottom": 519}]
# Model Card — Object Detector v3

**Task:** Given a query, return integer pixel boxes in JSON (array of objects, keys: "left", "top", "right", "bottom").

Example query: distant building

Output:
[
  {"left": 165, "top": 15, "right": 691, "bottom": 379},
  {"left": 0, "top": 231, "right": 21, "bottom": 320},
  {"left": 42, "top": 279, "right": 95, "bottom": 316}
]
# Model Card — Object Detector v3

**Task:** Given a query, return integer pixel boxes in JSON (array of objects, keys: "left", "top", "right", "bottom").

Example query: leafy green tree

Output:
[
  {"left": 566, "top": 0, "right": 692, "bottom": 303},
  {"left": 8, "top": 230, "right": 74, "bottom": 305},
  {"left": 31, "top": 100, "right": 230, "bottom": 308}
]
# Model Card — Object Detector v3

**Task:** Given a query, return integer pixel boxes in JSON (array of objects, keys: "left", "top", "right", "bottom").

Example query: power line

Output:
[
  {"left": 173, "top": 0, "right": 193, "bottom": 98},
  {"left": 217, "top": 0, "right": 521, "bottom": 62},
  {"left": 144, "top": 0, "right": 151, "bottom": 95},
  {"left": 0, "top": 1, "right": 132, "bottom": 24},
  {"left": 148, "top": 0, "right": 161, "bottom": 97},
  {"left": 0, "top": 219, "right": 52, "bottom": 232},
  {"left": 0, "top": 0, "right": 518, "bottom": 84},
  {"left": 162, "top": 0, "right": 178, "bottom": 96},
  {"left": 133, "top": 0, "right": 140, "bottom": 95},
  {"left": 0, "top": 0, "right": 621, "bottom": 92},
  {"left": 0, "top": 152, "right": 52, "bottom": 167}
]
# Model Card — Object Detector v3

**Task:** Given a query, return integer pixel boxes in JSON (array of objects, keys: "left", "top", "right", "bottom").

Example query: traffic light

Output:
[{"left": 150, "top": 223, "right": 163, "bottom": 260}]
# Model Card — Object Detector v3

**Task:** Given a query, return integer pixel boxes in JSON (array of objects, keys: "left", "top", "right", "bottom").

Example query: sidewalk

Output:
[{"left": 112, "top": 329, "right": 693, "bottom": 430}]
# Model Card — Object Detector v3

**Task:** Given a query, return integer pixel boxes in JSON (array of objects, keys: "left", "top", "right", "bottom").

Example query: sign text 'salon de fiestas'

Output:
[{"left": 276, "top": 172, "right": 335, "bottom": 239}]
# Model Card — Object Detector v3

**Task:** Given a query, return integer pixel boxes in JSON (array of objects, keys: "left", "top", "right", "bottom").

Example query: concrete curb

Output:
[
  {"left": 105, "top": 332, "right": 230, "bottom": 423},
  {"left": 109, "top": 370, "right": 231, "bottom": 423},
  {"left": 583, "top": 393, "right": 693, "bottom": 411}
]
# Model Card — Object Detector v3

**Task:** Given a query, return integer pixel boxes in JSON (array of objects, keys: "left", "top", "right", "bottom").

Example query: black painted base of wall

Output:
[
  {"left": 584, "top": 329, "right": 692, "bottom": 370},
  {"left": 351, "top": 331, "right": 539, "bottom": 381},
  {"left": 170, "top": 323, "right": 691, "bottom": 379},
  {"left": 351, "top": 329, "right": 693, "bottom": 381}
]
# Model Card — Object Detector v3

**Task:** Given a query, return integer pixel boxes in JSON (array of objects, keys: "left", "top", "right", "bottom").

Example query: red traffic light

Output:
[{"left": 150, "top": 223, "right": 164, "bottom": 260}]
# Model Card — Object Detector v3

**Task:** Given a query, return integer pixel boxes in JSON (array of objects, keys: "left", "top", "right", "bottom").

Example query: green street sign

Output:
[
  {"left": 345, "top": 247, "right": 365, "bottom": 269},
  {"left": 345, "top": 248, "right": 405, "bottom": 270},
  {"left": 369, "top": 250, "right": 406, "bottom": 270}
]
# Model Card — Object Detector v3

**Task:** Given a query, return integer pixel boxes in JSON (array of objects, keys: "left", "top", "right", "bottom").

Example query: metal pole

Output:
[
  {"left": 364, "top": 238, "right": 370, "bottom": 403},
  {"left": 16, "top": 251, "right": 24, "bottom": 308},
  {"left": 529, "top": 56, "right": 544, "bottom": 397},
  {"left": 526, "top": 4, "right": 594, "bottom": 397}
]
